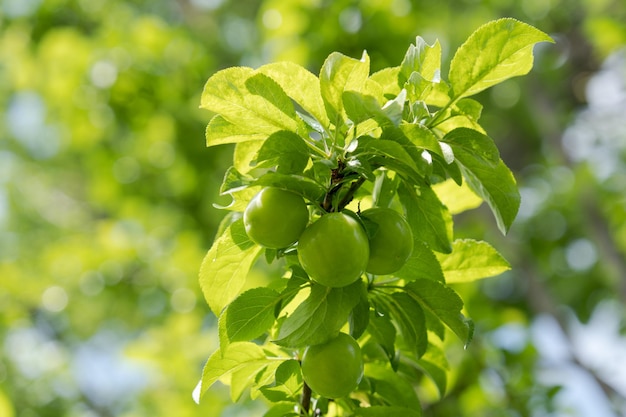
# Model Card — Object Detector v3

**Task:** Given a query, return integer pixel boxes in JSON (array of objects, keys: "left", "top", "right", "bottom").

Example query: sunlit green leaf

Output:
[
  {"left": 398, "top": 123, "right": 446, "bottom": 160},
  {"left": 461, "top": 159, "right": 520, "bottom": 234},
  {"left": 400, "top": 37, "right": 441, "bottom": 84},
  {"left": 320, "top": 51, "right": 370, "bottom": 125},
  {"left": 368, "top": 311, "right": 396, "bottom": 360},
  {"left": 230, "top": 359, "right": 280, "bottom": 402},
  {"left": 349, "top": 283, "right": 370, "bottom": 340},
  {"left": 219, "top": 168, "right": 326, "bottom": 204},
  {"left": 432, "top": 178, "right": 483, "bottom": 215},
  {"left": 224, "top": 287, "right": 281, "bottom": 342},
  {"left": 220, "top": 166, "right": 251, "bottom": 195},
  {"left": 443, "top": 128, "right": 520, "bottom": 233},
  {"left": 354, "top": 406, "right": 421, "bottom": 417},
  {"left": 436, "top": 239, "right": 511, "bottom": 283},
  {"left": 256, "top": 131, "right": 310, "bottom": 174},
  {"left": 443, "top": 127, "right": 499, "bottom": 164},
  {"left": 260, "top": 360, "right": 303, "bottom": 402},
  {"left": 343, "top": 91, "right": 385, "bottom": 125},
  {"left": 234, "top": 140, "right": 265, "bottom": 173},
  {"left": 253, "top": 171, "right": 327, "bottom": 203},
  {"left": 364, "top": 363, "right": 421, "bottom": 410},
  {"left": 412, "top": 341, "right": 449, "bottom": 398},
  {"left": 373, "top": 291, "right": 427, "bottom": 358},
  {"left": 199, "top": 219, "right": 263, "bottom": 316},
  {"left": 199, "top": 342, "right": 269, "bottom": 401},
  {"left": 395, "top": 240, "right": 445, "bottom": 283},
  {"left": 405, "top": 280, "right": 473, "bottom": 346},
  {"left": 258, "top": 61, "right": 330, "bottom": 128},
  {"left": 200, "top": 67, "right": 301, "bottom": 134},
  {"left": 449, "top": 18, "right": 554, "bottom": 99},
  {"left": 263, "top": 402, "right": 300, "bottom": 417},
  {"left": 205, "top": 115, "right": 267, "bottom": 147},
  {"left": 400, "top": 37, "right": 442, "bottom": 103},
  {"left": 398, "top": 182, "right": 453, "bottom": 254},
  {"left": 370, "top": 66, "right": 401, "bottom": 97},
  {"left": 361, "top": 139, "right": 427, "bottom": 182},
  {"left": 274, "top": 280, "right": 363, "bottom": 348},
  {"left": 371, "top": 170, "right": 399, "bottom": 209},
  {"left": 455, "top": 98, "right": 483, "bottom": 121}
]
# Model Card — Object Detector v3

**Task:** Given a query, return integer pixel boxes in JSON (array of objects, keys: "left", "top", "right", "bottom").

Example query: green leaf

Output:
[
  {"left": 274, "top": 280, "right": 363, "bottom": 348},
  {"left": 405, "top": 280, "right": 473, "bottom": 346},
  {"left": 361, "top": 139, "right": 427, "bottom": 183},
  {"left": 199, "top": 219, "right": 263, "bottom": 316},
  {"left": 260, "top": 360, "right": 303, "bottom": 402},
  {"left": 397, "top": 124, "right": 446, "bottom": 161},
  {"left": 224, "top": 287, "right": 280, "bottom": 342},
  {"left": 404, "top": 72, "right": 435, "bottom": 104},
  {"left": 230, "top": 359, "right": 280, "bottom": 402},
  {"left": 373, "top": 292, "right": 427, "bottom": 358},
  {"left": 343, "top": 91, "right": 385, "bottom": 125},
  {"left": 435, "top": 239, "right": 511, "bottom": 283},
  {"left": 371, "top": 170, "right": 399, "bottom": 209},
  {"left": 256, "top": 131, "right": 310, "bottom": 174},
  {"left": 364, "top": 363, "right": 421, "bottom": 410},
  {"left": 443, "top": 128, "right": 520, "bottom": 233},
  {"left": 380, "top": 89, "right": 407, "bottom": 126},
  {"left": 253, "top": 172, "right": 327, "bottom": 203},
  {"left": 234, "top": 140, "right": 265, "bottom": 173},
  {"left": 398, "top": 182, "right": 453, "bottom": 254},
  {"left": 455, "top": 98, "right": 483, "bottom": 121},
  {"left": 395, "top": 240, "right": 445, "bottom": 283},
  {"left": 400, "top": 37, "right": 441, "bottom": 84},
  {"left": 276, "top": 266, "right": 310, "bottom": 313},
  {"left": 400, "top": 37, "right": 442, "bottom": 103},
  {"left": 219, "top": 166, "right": 251, "bottom": 195},
  {"left": 432, "top": 178, "right": 483, "bottom": 215},
  {"left": 353, "top": 406, "right": 421, "bottom": 417},
  {"left": 449, "top": 18, "right": 554, "bottom": 99},
  {"left": 370, "top": 66, "right": 401, "bottom": 97},
  {"left": 342, "top": 88, "right": 403, "bottom": 127},
  {"left": 365, "top": 139, "right": 419, "bottom": 172},
  {"left": 219, "top": 169, "right": 326, "bottom": 204},
  {"left": 218, "top": 309, "right": 230, "bottom": 350},
  {"left": 198, "top": 342, "right": 270, "bottom": 401},
  {"left": 263, "top": 402, "right": 300, "bottom": 417},
  {"left": 349, "top": 283, "right": 370, "bottom": 340},
  {"left": 464, "top": 159, "right": 520, "bottom": 234},
  {"left": 200, "top": 67, "right": 301, "bottom": 134},
  {"left": 368, "top": 311, "right": 396, "bottom": 360},
  {"left": 320, "top": 51, "right": 370, "bottom": 125},
  {"left": 377, "top": 127, "right": 433, "bottom": 175},
  {"left": 414, "top": 341, "right": 449, "bottom": 398},
  {"left": 251, "top": 355, "right": 285, "bottom": 399},
  {"left": 443, "top": 127, "right": 499, "bottom": 164},
  {"left": 258, "top": 61, "right": 330, "bottom": 128},
  {"left": 205, "top": 115, "right": 266, "bottom": 147},
  {"left": 214, "top": 187, "right": 260, "bottom": 212}
]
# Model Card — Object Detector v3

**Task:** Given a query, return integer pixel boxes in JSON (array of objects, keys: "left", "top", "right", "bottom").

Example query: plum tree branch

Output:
[{"left": 300, "top": 381, "right": 312, "bottom": 415}]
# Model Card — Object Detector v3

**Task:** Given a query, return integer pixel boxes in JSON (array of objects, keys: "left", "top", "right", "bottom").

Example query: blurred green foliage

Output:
[{"left": 1, "top": 0, "right": 625, "bottom": 416}]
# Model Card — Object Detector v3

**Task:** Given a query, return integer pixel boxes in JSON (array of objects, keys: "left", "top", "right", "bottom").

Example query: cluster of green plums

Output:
[
  {"left": 243, "top": 187, "right": 414, "bottom": 287},
  {"left": 243, "top": 186, "right": 415, "bottom": 398}
]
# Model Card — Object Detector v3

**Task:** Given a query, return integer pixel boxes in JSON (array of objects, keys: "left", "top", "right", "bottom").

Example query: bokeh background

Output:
[{"left": 1, "top": 0, "right": 626, "bottom": 416}]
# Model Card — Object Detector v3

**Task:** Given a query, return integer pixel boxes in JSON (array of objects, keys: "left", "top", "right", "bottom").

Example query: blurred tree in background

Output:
[{"left": 1, "top": 0, "right": 625, "bottom": 416}]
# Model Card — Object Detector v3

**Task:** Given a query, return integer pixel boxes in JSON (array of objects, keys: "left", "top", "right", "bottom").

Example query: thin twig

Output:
[{"left": 301, "top": 381, "right": 312, "bottom": 415}]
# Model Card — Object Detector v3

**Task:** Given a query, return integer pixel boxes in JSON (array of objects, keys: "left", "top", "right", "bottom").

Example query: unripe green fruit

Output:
[
  {"left": 297, "top": 212, "right": 369, "bottom": 287},
  {"left": 360, "top": 207, "right": 413, "bottom": 275},
  {"left": 301, "top": 333, "right": 364, "bottom": 399},
  {"left": 243, "top": 187, "right": 309, "bottom": 248}
]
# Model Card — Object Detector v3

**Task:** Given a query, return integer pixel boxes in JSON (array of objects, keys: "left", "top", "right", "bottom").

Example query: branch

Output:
[{"left": 300, "top": 381, "right": 312, "bottom": 415}]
